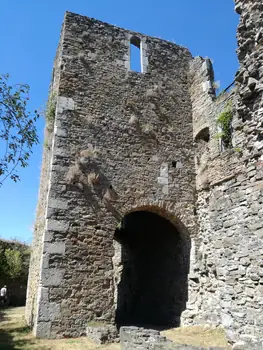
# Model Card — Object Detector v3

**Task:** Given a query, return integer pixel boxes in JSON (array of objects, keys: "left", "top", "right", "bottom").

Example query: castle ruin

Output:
[{"left": 26, "top": 0, "right": 263, "bottom": 346}]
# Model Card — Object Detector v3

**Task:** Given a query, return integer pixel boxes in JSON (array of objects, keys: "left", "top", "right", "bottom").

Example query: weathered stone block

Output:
[
  {"left": 43, "top": 242, "right": 65, "bottom": 255},
  {"left": 41, "top": 268, "right": 65, "bottom": 287},
  {"left": 86, "top": 324, "right": 118, "bottom": 344},
  {"left": 46, "top": 219, "right": 69, "bottom": 233},
  {"left": 57, "top": 96, "right": 75, "bottom": 113},
  {"left": 35, "top": 321, "right": 51, "bottom": 339},
  {"left": 120, "top": 327, "right": 169, "bottom": 350}
]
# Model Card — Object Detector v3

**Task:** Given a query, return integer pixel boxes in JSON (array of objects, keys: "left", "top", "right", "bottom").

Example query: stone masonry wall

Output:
[
  {"left": 182, "top": 0, "right": 263, "bottom": 346},
  {"left": 25, "top": 23, "right": 65, "bottom": 327},
  {"left": 27, "top": 12, "right": 197, "bottom": 338},
  {"left": 27, "top": 1, "right": 263, "bottom": 344}
]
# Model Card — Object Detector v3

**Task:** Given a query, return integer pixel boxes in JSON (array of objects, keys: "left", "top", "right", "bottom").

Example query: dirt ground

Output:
[
  {"left": 162, "top": 326, "right": 230, "bottom": 349},
  {"left": 0, "top": 307, "right": 230, "bottom": 349}
]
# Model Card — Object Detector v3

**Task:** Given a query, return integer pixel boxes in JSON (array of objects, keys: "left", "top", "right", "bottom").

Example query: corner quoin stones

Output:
[{"left": 26, "top": 1, "right": 263, "bottom": 346}]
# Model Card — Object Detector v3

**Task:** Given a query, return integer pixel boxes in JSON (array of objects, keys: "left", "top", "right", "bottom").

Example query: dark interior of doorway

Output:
[{"left": 114, "top": 210, "right": 189, "bottom": 329}]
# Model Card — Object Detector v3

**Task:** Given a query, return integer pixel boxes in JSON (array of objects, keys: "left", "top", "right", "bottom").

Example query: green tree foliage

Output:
[
  {"left": 0, "top": 74, "right": 39, "bottom": 186},
  {"left": 4, "top": 249, "right": 22, "bottom": 279},
  {"left": 0, "top": 241, "right": 29, "bottom": 282},
  {"left": 0, "top": 246, "right": 8, "bottom": 277}
]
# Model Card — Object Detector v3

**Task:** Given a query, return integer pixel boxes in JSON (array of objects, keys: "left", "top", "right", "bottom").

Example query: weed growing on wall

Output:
[
  {"left": 216, "top": 102, "right": 233, "bottom": 149},
  {"left": 45, "top": 92, "right": 57, "bottom": 130},
  {"left": 87, "top": 172, "right": 100, "bottom": 186}
]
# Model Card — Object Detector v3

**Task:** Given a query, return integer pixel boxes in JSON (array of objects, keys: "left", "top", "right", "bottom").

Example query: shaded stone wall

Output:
[
  {"left": 25, "top": 132, "right": 54, "bottom": 326},
  {"left": 183, "top": 0, "right": 263, "bottom": 345},
  {"left": 25, "top": 23, "right": 65, "bottom": 327},
  {"left": 26, "top": 12, "right": 197, "bottom": 338}
]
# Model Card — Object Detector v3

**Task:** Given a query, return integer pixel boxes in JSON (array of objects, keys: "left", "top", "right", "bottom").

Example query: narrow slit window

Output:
[{"left": 130, "top": 36, "right": 142, "bottom": 72}]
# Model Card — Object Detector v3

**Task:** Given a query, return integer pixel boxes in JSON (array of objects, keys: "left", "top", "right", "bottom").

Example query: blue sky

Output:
[{"left": 0, "top": 0, "right": 239, "bottom": 243}]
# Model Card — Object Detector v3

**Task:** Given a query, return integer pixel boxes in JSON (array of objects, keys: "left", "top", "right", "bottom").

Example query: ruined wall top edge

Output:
[{"left": 63, "top": 11, "right": 193, "bottom": 56}]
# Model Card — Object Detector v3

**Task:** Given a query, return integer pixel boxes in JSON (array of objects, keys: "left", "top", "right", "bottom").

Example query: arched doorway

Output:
[{"left": 114, "top": 210, "right": 190, "bottom": 329}]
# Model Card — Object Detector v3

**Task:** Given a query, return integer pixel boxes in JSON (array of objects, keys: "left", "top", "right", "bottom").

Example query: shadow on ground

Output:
[
  {"left": 0, "top": 307, "right": 120, "bottom": 350},
  {"left": 0, "top": 307, "right": 36, "bottom": 350},
  {"left": 0, "top": 307, "right": 229, "bottom": 349}
]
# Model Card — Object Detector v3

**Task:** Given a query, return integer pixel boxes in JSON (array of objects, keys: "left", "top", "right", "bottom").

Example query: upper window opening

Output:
[
  {"left": 194, "top": 127, "right": 210, "bottom": 143},
  {"left": 130, "top": 36, "right": 142, "bottom": 73}
]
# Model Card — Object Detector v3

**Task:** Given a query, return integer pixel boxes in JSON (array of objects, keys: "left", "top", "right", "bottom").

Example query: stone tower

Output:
[
  {"left": 26, "top": 12, "right": 197, "bottom": 338},
  {"left": 26, "top": 1, "right": 263, "bottom": 346}
]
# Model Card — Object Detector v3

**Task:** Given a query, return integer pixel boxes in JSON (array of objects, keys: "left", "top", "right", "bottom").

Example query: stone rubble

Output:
[{"left": 120, "top": 327, "right": 227, "bottom": 350}]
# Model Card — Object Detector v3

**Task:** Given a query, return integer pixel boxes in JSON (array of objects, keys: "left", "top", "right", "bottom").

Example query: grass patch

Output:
[{"left": 0, "top": 307, "right": 230, "bottom": 349}]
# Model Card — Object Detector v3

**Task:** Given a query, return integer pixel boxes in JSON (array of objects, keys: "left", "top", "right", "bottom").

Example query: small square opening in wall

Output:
[{"left": 172, "top": 161, "right": 183, "bottom": 169}]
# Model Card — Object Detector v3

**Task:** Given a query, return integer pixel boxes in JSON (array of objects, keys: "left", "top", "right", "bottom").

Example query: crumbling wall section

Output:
[{"left": 184, "top": 0, "right": 263, "bottom": 345}]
